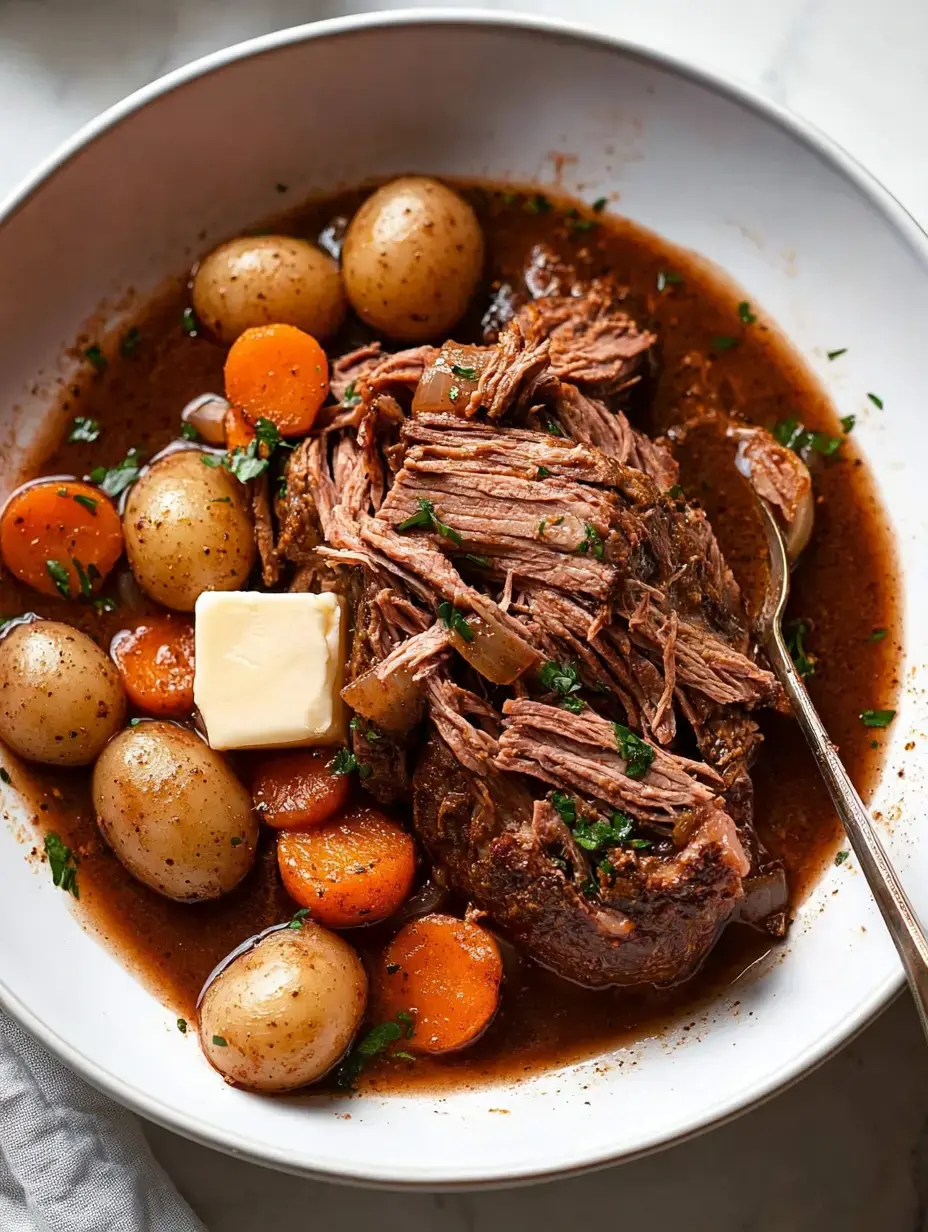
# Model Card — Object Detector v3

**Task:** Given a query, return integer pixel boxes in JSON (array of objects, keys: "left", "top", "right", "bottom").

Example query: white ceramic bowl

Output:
[{"left": 1, "top": 10, "right": 927, "bottom": 1189}]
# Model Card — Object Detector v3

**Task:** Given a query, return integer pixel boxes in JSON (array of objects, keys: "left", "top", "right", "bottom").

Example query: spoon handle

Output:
[{"left": 764, "top": 625, "right": 928, "bottom": 1039}]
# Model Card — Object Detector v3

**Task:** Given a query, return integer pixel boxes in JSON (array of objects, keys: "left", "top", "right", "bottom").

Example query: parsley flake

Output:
[
  {"left": 549, "top": 791, "right": 577, "bottom": 825},
  {"left": 869, "top": 628, "right": 887, "bottom": 642},
  {"left": 336, "top": 1012, "right": 416, "bottom": 1089},
  {"left": 438, "top": 600, "right": 474, "bottom": 644},
  {"left": 613, "top": 723, "right": 655, "bottom": 779},
  {"left": 396, "top": 498, "right": 462, "bottom": 545},
  {"left": 840, "top": 414, "right": 856, "bottom": 434},
  {"left": 180, "top": 421, "right": 199, "bottom": 441},
  {"left": 536, "top": 466, "right": 552, "bottom": 479},
  {"left": 181, "top": 307, "right": 200, "bottom": 337},
  {"left": 451, "top": 364, "right": 478, "bottom": 381},
  {"left": 784, "top": 619, "right": 815, "bottom": 680},
  {"left": 712, "top": 335, "right": 738, "bottom": 352},
  {"left": 45, "top": 832, "right": 79, "bottom": 898},
  {"left": 177, "top": 1018, "right": 187, "bottom": 1033},
  {"left": 329, "top": 748, "right": 372, "bottom": 779},
  {"left": 773, "top": 418, "right": 842, "bottom": 458},
  {"left": 72, "top": 557, "right": 100, "bottom": 600},
  {"left": 827, "top": 348, "right": 847, "bottom": 361},
  {"left": 89, "top": 447, "right": 144, "bottom": 498},
  {"left": 525, "top": 193, "right": 552, "bottom": 215},
  {"left": 592, "top": 197, "right": 608, "bottom": 213},
  {"left": 93, "top": 596, "right": 117, "bottom": 614},
  {"left": 577, "top": 522, "right": 605, "bottom": 560},
  {"left": 0, "top": 768, "right": 10, "bottom": 786},
  {"left": 72, "top": 493, "right": 98, "bottom": 515},
  {"left": 461, "top": 553, "right": 491, "bottom": 568},
  {"left": 68, "top": 416, "right": 100, "bottom": 444},
  {"left": 83, "top": 345, "right": 107, "bottom": 374},
  {"left": 867, "top": 393, "right": 884, "bottom": 409},
  {"left": 45, "top": 560, "right": 71, "bottom": 599},
  {"left": 212, "top": 1035, "right": 228, "bottom": 1047},
  {"left": 288, "top": 907, "right": 311, "bottom": 929},
  {"left": 834, "top": 850, "right": 849, "bottom": 866},
  {"left": 738, "top": 301, "right": 757, "bottom": 325},
  {"left": 539, "top": 660, "right": 585, "bottom": 711},
  {"left": 860, "top": 709, "right": 895, "bottom": 728},
  {"left": 342, "top": 381, "right": 362, "bottom": 407},
  {"left": 545, "top": 419, "right": 564, "bottom": 438}
]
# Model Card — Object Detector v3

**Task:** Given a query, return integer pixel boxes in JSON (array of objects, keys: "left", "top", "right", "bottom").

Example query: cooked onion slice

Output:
[
  {"left": 448, "top": 614, "right": 538, "bottom": 686},
  {"left": 411, "top": 342, "right": 491, "bottom": 417},
  {"left": 341, "top": 664, "right": 424, "bottom": 734}
]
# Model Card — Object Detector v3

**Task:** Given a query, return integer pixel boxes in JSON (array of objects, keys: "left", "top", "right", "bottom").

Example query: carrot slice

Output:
[
  {"left": 0, "top": 479, "right": 123, "bottom": 599},
  {"left": 222, "top": 405, "right": 256, "bottom": 453},
  {"left": 110, "top": 615, "right": 195, "bottom": 717},
  {"left": 376, "top": 914, "right": 502, "bottom": 1055},
  {"left": 252, "top": 749, "right": 351, "bottom": 830},
  {"left": 224, "top": 324, "right": 329, "bottom": 437},
  {"left": 277, "top": 807, "right": 415, "bottom": 927}
]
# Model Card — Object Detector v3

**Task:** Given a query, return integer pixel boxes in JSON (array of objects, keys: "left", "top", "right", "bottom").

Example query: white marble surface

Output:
[{"left": 3, "top": 0, "right": 928, "bottom": 1227}]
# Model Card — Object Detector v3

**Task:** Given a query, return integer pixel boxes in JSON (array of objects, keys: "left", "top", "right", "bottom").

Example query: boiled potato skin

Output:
[
  {"left": 0, "top": 621, "right": 125, "bottom": 766},
  {"left": 198, "top": 924, "right": 367, "bottom": 1092},
  {"left": 92, "top": 721, "right": 258, "bottom": 901},
  {"left": 123, "top": 450, "right": 256, "bottom": 612},
  {"left": 192, "top": 235, "right": 347, "bottom": 344},
  {"left": 342, "top": 177, "right": 485, "bottom": 342}
]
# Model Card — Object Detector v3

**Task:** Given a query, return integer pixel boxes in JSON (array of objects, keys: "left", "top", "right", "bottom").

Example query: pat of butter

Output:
[{"left": 194, "top": 591, "right": 346, "bottom": 750}]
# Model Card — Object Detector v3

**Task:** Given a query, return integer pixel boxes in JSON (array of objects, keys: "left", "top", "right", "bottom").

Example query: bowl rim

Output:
[{"left": 0, "top": 6, "right": 925, "bottom": 1191}]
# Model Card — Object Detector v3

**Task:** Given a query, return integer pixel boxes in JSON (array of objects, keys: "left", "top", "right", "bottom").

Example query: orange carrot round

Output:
[
  {"left": 110, "top": 615, "right": 195, "bottom": 717},
  {"left": 277, "top": 807, "right": 415, "bottom": 928},
  {"left": 0, "top": 479, "right": 123, "bottom": 599},
  {"left": 377, "top": 914, "right": 502, "bottom": 1055},
  {"left": 252, "top": 749, "right": 351, "bottom": 830},
  {"left": 224, "top": 323, "right": 329, "bottom": 437},
  {"left": 222, "top": 404, "right": 256, "bottom": 453}
]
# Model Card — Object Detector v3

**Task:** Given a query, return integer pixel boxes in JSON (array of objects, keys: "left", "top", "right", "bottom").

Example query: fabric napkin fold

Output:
[{"left": 0, "top": 1011, "right": 204, "bottom": 1232}]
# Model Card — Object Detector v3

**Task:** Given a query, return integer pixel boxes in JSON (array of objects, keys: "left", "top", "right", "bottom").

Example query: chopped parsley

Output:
[
  {"left": 83, "top": 345, "right": 107, "bottom": 374},
  {"left": 89, "top": 447, "right": 144, "bottom": 498},
  {"left": 737, "top": 301, "right": 757, "bottom": 325},
  {"left": 230, "top": 836, "right": 242, "bottom": 846},
  {"left": 668, "top": 483, "right": 684, "bottom": 499},
  {"left": 869, "top": 628, "right": 887, "bottom": 642},
  {"left": 68, "top": 416, "right": 100, "bottom": 444},
  {"left": 438, "top": 600, "right": 474, "bottom": 644},
  {"left": 867, "top": 393, "right": 884, "bottom": 409},
  {"left": 577, "top": 522, "right": 605, "bottom": 560},
  {"left": 180, "top": 421, "right": 199, "bottom": 441},
  {"left": 460, "top": 553, "right": 491, "bottom": 568},
  {"left": 773, "top": 418, "right": 842, "bottom": 458},
  {"left": 592, "top": 196, "right": 608, "bottom": 213},
  {"left": 539, "top": 660, "right": 584, "bottom": 712},
  {"left": 336, "top": 1013, "right": 415, "bottom": 1089},
  {"left": 451, "top": 364, "right": 479, "bottom": 381},
  {"left": 784, "top": 619, "right": 815, "bottom": 680},
  {"left": 225, "top": 440, "right": 269, "bottom": 483},
  {"left": 93, "top": 596, "right": 117, "bottom": 615},
  {"left": 536, "top": 466, "right": 552, "bottom": 479},
  {"left": 181, "top": 307, "right": 200, "bottom": 337},
  {"left": 448, "top": 384, "right": 461, "bottom": 403},
  {"left": 287, "top": 907, "right": 311, "bottom": 929},
  {"left": 549, "top": 791, "right": 577, "bottom": 825},
  {"left": 350, "top": 716, "right": 381, "bottom": 742},
  {"left": 826, "top": 348, "right": 847, "bottom": 361},
  {"left": 613, "top": 723, "right": 655, "bottom": 779},
  {"left": 45, "top": 832, "right": 79, "bottom": 898},
  {"left": 840, "top": 414, "right": 856, "bottom": 434},
  {"left": 72, "top": 557, "right": 100, "bottom": 600},
  {"left": 524, "top": 193, "right": 552, "bottom": 215},
  {"left": 396, "top": 498, "right": 462, "bottom": 545},
  {"left": 329, "top": 748, "right": 372, "bottom": 779},
  {"left": 0, "top": 768, "right": 10, "bottom": 786},
  {"left": 45, "top": 560, "right": 71, "bottom": 599},
  {"left": 834, "top": 850, "right": 849, "bottom": 866},
  {"left": 545, "top": 419, "right": 564, "bottom": 438},
  {"left": 572, "top": 811, "right": 641, "bottom": 853},
  {"left": 656, "top": 270, "right": 683, "bottom": 292},
  {"left": 860, "top": 709, "right": 895, "bottom": 728},
  {"left": 119, "top": 327, "right": 141, "bottom": 358},
  {"left": 176, "top": 1018, "right": 187, "bottom": 1033},
  {"left": 72, "top": 493, "right": 98, "bottom": 515},
  {"left": 342, "top": 381, "right": 362, "bottom": 407},
  {"left": 537, "top": 520, "right": 547, "bottom": 538},
  {"left": 212, "top": 1036, "right": 228, "bottom": 1047},
  {"left": 711, "top": 335, "right": 738, "bottom": 352},
  {"left": 567, "top": 215, "right": 597, "bottom": 236}
]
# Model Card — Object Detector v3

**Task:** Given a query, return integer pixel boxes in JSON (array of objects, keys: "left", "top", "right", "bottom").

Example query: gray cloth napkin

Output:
[{"left": 0, "top": 1012, "right": 204, "bottom": 1232}]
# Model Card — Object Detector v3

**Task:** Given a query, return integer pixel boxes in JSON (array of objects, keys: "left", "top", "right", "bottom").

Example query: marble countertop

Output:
[{"left": 2, "top": 0, "right": 927, "bottom": 1227}]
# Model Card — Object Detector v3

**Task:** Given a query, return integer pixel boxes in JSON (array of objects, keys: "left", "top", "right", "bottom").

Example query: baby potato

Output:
[
  {"left": 198, "top": 923, "right": 367, "bottom": 1092},
  {"left": 93, "top": 721, "right": 258, "bottom": 901},
  {"left": 123, "top": 450, "right": 256, "bottom": 612},
  {"left": 0, "top": 621, "right": 125, "bottom": 766},
  {"left": 192, "top": 235, "right": 347, "bottom": 344},
  {"left": 342, "top": 177, "right": 485, "bottom": 342}
]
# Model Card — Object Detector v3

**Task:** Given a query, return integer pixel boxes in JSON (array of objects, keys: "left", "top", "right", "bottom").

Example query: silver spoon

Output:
[{"left": 756, "top": 497, "right": 928, "bottom": 1038}]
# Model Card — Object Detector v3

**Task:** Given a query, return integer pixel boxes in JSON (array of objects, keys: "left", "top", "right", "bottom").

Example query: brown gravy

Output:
[{"left": 3, "top": 183, "right": 901, "bottom": 1094}]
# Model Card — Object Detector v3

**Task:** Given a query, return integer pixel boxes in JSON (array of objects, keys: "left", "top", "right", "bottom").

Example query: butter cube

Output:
[{"left": 194, "top": 591, "right": 346, "bottom": 750}]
